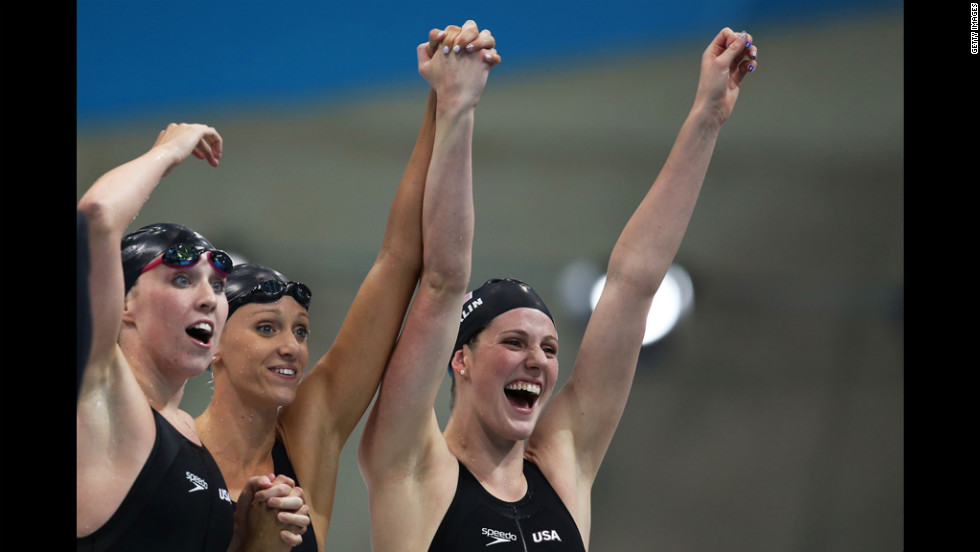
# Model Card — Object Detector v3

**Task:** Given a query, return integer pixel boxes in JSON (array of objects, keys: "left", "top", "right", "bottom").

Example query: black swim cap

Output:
[
  {"left": 449, "top": 278, "right": 555, "bottom": 374},
  {"left": 225, "top": 263, "right": 312, "bottom": 319},
  {"left": 121, "top": 223, "right": 218, "bottom": 294}
]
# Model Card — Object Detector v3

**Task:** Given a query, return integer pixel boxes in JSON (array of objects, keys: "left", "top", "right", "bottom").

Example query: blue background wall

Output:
[{"left": 78, "top": 0, "right": 898, "bottom": 127}]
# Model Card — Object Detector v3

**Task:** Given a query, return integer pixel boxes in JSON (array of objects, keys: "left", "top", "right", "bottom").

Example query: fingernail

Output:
[
  {"left": 748, "top": 64, "right": 755, "bottom": 72},
  {"left": 453, "top": 44, "right": 461, "bottom": 53},
  {"left": 739, "top": 32, "right": 746, "bottom": 41},
  {"left": 443, "top": 45, "right": 449, "bottom": 54},
  {"left": 485, "top": 53, "right": 493, "bottom": 61},
  {"left": 466, "top": 44, "right": 475, "bottom": 51},
  {"left": 437, "top": 31, "right": 445, "bottom": 39},
  {"left": 745, "top": 40, "right": 751, "bottom": 48}
]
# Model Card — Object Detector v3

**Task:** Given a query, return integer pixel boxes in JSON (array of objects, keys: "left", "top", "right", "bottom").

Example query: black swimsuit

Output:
[
  {"left": 219, "top": 437, "right": 319, "bottom": 552},
  {"left": 77, "top": 409, "right": 235, "bottom": 552},
  {"left": 269, "top": 436, "right": 319, "bottom": 552},
  {"left": 428, "top": 459, "right": 587, "bottom": 551}
]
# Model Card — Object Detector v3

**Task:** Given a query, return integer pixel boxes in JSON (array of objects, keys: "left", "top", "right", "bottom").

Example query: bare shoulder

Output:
[
  {"left": 364, "top": 447, "right": 460, "bottom": 552},
  {"left": 277, "top": 357, "right": 344, "bottom": 443},
  {"left": 526, "top": 423, "right": 593, "bottom": 532},
  {"left": 76, "top": 347, "right": 157, "bottom": 536}
]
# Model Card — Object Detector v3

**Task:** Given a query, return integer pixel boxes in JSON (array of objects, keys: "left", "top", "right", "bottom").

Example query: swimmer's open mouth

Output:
[
  {"left": 504, "top": 381, "right": 541, "bottom": 409},
  {"left": 186, "top": 322, "right": 214, "bottom": 344}
]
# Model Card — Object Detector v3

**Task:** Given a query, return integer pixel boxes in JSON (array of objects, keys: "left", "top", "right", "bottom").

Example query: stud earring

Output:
[{"left": 460, "top": 369, "right": 466, "bottom": 375}]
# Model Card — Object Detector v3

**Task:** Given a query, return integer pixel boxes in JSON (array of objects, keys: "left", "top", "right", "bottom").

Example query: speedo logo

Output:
[
  {"left": 186, "top": 471, "right": 208, "bottom": 493},
  {"left": 482, "top": 527, "right": 517, "bottom": 546}
]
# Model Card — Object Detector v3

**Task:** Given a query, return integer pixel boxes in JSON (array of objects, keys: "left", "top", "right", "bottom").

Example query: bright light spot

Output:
[{"left": 590, "top": 264, "right": 694, "bottom": 346}]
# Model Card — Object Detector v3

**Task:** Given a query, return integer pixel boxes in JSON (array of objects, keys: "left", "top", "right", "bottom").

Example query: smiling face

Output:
[
  {"left": 123, "top": 257, "right": 229, "bottom": 380},
  {"left": 455, "top": 307, "right": 559, "bottom": 442},
  {"left": 212, "top": 297, "right": 310, "bottom": 409}
]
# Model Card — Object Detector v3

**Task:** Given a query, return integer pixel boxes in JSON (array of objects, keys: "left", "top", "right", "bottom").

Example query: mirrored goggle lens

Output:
[
  {"left": 160, "top": 243, "right": 204, "bottom": 266},
  {"left": 143, "top": 243, "right": 233, "bottom": 276},
  {"left": 207, "top": 250, "right": 233, "bottom": 276},
  {"left": 290, "top": 283, "right": 312, "bottom": 308},
  {"left": 255, "top": 280, "right": 287, "bottom": 296},
  {"left": 252, "top": 280, "right": 312, "bottom": 309}
]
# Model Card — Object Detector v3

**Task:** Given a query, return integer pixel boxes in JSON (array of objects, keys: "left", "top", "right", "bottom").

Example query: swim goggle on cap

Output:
[
  {"left": 448, "top": 278, "right": 555, "bottom": 375},
  {"left": 121, "top": 223, "right": 233, "bottom": 294},
  {"left": 225, "top": 263, "right": 312, "bottom": 318}
]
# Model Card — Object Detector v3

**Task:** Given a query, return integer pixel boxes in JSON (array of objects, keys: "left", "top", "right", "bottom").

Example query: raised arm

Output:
[
  {"left": 275, "top": 62, "right": 434, "bottom": 547},
  {"left": 276, "top": 23, "right": 498, "bottom": 546},
  {"left": 77, "top": 123, "right": 223, "bottom": 374},
  {"left": 281, "top": 89, "right": 431, "bottom": 437},
  {"left": 533, "top": 28, "right": 759, "bottom": 481},
  {"left": 76, "top": 123, "right": 223, "bottom": 535},
  {"left": 358, "top": 17, "right": 494, "bottom": 497}
]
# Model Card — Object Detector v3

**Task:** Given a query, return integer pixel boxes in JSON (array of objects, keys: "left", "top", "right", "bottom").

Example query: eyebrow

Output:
[
  {"left": 243, "top": 304, "right": 309, "bottom": 318},
  {"left": 497, "top": 328, "right": 558, "bottom": 343}
]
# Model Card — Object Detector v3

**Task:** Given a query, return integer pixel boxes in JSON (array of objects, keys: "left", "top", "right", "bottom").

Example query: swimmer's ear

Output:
[
  {"left": 121, "top": 290, "right": 136, "bottom": 324},
  {"left": 450, "top": 348, "right": 468, "bottom": 378}
]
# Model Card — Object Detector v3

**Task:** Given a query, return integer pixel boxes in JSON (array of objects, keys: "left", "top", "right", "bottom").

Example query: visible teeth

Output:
[
  {"left": 505, "top": 382, "right": 541, "bottom": 396},
  {"left": 273, "top": 368, "right": 296, "bottom": 376},
  {"left": 186, "top": 322, "right": 214, "bottom": 343}
]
